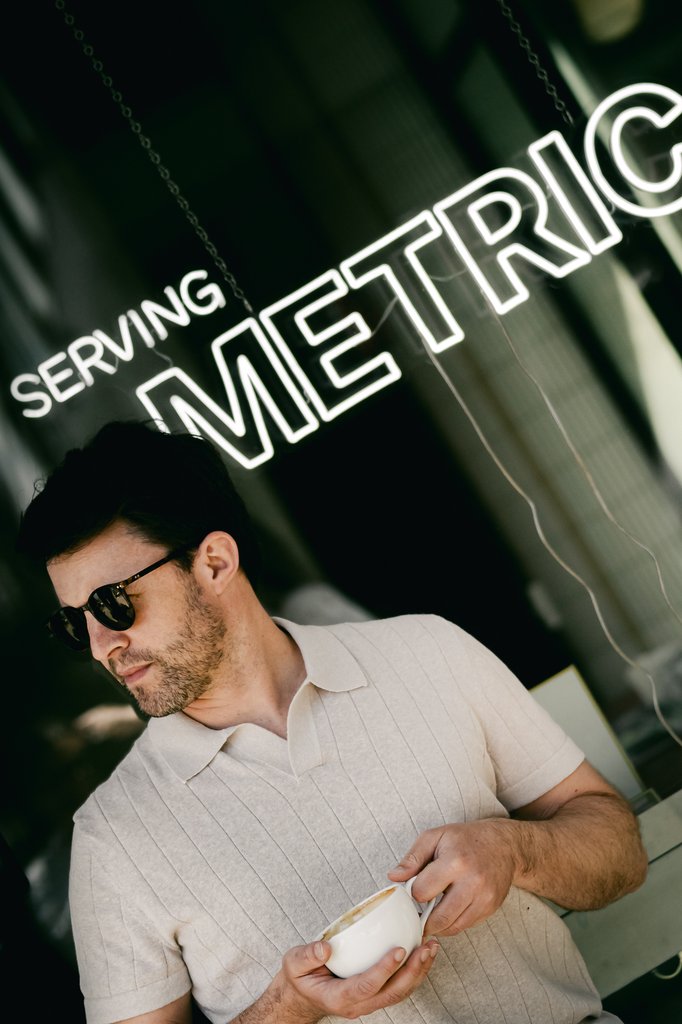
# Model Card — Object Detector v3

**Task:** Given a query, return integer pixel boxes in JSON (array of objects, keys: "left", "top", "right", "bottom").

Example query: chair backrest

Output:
[{"left": 531, "top": 666, "right": 644, "bottom": 800}]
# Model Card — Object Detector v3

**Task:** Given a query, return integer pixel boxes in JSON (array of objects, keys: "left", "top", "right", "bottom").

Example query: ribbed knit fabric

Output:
[{"left": 68, "top": 614, "right": 615, "bottom": 1024}]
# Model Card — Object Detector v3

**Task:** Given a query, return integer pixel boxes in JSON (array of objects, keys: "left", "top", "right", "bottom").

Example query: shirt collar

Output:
[{"left": 148, "top": 617, "right": 368, "bottom": 781}]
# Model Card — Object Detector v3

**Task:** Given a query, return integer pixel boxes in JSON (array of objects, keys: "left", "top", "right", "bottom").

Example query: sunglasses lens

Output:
[
  {"left": 90, "top": 586, "right": 135, "bottom": 631},
  {"left": 46, "top": 586, "right": 135, "bottom": 652},
  {"left": 47, "top": 607, "right": 89, "bottom": 651}
]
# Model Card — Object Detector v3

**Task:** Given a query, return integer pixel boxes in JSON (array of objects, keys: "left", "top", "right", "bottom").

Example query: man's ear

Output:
[{"left": 193, "top": 532, "right": 240, "bottom": 595}]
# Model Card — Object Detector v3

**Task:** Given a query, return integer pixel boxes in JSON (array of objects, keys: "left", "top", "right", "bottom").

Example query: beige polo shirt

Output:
[{"left": 69, "top": 614, "right": 608, "bottom": 1024}]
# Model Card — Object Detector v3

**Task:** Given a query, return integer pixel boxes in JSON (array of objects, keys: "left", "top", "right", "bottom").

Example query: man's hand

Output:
[
  {"left": 264, "top": 937, "right": 439, "bottom": 1023},
  {"left": 387, "top": 819, "right": 516, "bottom": 936},
  {"left": 386, "top": 760, "right": 648, "bottom": 938}
]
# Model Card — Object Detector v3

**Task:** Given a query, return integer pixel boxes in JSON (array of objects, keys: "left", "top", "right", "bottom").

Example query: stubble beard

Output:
[{"left": 117, "top": 576, "right": 228, "bottom": 718}]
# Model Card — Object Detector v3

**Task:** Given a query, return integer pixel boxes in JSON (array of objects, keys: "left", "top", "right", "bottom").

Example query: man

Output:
[{"left": 18, "top": 419, "right": 647, "bottom": 1024}]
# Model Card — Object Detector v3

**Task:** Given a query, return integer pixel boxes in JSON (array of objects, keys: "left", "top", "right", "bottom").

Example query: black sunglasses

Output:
[{"left": 46, "top": 549, "right": 187, "bottom": 652}]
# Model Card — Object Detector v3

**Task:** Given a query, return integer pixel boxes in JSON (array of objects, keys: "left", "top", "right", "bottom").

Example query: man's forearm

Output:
[
  {"left": 230, "top": 972, "right": 319, "bottom": 1024},
  {"left": 502, "top": 792, "right": 648, "bottom": 910}
]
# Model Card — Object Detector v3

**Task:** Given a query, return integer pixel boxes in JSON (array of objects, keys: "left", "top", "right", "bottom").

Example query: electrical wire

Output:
[{"left": 416, "top": 328, "right": 682, "bottom": 749}]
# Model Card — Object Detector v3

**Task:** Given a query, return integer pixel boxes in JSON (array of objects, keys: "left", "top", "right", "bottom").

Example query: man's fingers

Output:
[
  {"left": 392, "top": 941, "right": 440, "bottom": 976},
  {"left": 371, "top": 942, "right": 440, "bottom": 1007},
  {"left": 423, "top": 885, "right": 504, "bottom": 936},
  {"left": 285, "top": 941, "right": 439, "bottom": 1019},
  {"left": 404, "top": 859, "right": 455, "bottom": 905},
  {"left": 387, "top": 829, "right": 441, "bottom": 879},
  {"left": 344, "top": 946, "right": 409, "bottom": 997},
  {"left": 344, "top": 942, "right": 439, "bottom": 1015},
  {"left": 425, "top": 892, "right": 474, "bottom": 936},
  {"left": 284, "top": 940, "right": 332, "bottom": 978}
]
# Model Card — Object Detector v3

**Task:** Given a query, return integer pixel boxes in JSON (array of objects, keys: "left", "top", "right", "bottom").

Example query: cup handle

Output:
[{"left": 404, "top": 876, "right": 438, "bottom": 937}]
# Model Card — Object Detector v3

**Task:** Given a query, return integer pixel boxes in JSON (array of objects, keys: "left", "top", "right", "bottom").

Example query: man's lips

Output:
[{"left": 117, "top": 664, "right": 151, "bottom": 686}]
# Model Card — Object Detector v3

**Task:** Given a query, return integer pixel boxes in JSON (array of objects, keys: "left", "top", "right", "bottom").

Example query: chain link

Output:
[
  {"left": 495, "top": 0, "right": 574, "bottom": 127},
  {"left": 54, "top": 0, "right": 573, "bottom": 307},
  {"left": 54, "top": 0, "right": 254, "bottom": 313}
]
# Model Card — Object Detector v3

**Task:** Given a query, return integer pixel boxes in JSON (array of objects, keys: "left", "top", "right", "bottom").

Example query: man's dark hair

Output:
[{"left": 17, "top": 419, "right": 261, "bottom": 581}]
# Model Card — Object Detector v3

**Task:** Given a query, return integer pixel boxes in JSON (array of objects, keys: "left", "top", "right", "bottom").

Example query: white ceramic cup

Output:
[{"left": 318, "top": 878, "right": 437, "bottom": 979}]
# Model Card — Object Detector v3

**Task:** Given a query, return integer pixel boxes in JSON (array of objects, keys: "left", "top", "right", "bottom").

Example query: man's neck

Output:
[{"left": 182, "top": 605, "right": 307, "bottom": 737}]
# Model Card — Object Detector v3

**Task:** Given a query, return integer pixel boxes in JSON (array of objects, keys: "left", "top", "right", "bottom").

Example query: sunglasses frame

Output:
[{"left": 46, "top": 548, "right": 188, "bottom": 651}]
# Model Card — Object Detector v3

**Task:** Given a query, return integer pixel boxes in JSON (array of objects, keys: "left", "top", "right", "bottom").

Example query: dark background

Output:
[{"left": 2, "top": 1, "right": 682, "bottom": 1018}]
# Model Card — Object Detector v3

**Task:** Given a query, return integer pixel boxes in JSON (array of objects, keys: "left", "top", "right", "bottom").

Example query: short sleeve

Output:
[
  {"left": 69, "top": 823, "right": 191, "bottom": 1024},
  {"left": 423, "top": 616, "right": 585, "bottom": 810}
]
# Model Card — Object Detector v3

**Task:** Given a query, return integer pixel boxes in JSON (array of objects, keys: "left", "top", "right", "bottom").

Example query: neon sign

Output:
[
  {"left": 10, "top": 270, "right": 226, "bottom": 418},
  {"left": 10, "top": 83, "right": 682, "bottom": 469}
]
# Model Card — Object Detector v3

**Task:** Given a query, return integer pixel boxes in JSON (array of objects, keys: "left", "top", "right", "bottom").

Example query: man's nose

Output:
[{"left": 86, "top": 612, "right": 129, "bottom": 663}]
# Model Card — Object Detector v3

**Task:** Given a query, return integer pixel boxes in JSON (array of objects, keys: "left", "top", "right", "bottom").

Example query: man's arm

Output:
[
  {"left": 387, "top": 759, "right": 648, "bottom": 937},
  {"left": 503, "top": 757, "right": 648, "bottom": 908},
  {"left": 114, "top": 938, "right": 439, "bottom": 1024},
  {"left": 115, "top": 991, "right": 193, "bottom": 1023}
]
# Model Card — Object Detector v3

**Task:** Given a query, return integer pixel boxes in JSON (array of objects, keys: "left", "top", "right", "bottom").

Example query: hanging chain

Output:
[
  {"left": 54, "top": 0, "right": 254, "bottom": 314},
  {"left": 495, "top": 0, "right": 574, "bottom": 127}
]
